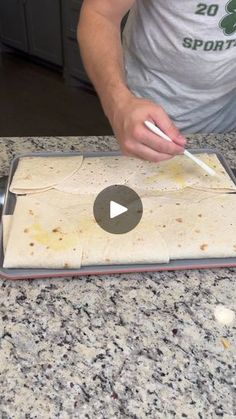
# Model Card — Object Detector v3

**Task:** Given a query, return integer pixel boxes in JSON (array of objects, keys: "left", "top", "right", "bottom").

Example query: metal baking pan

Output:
[{"left": 0, "top": 149, "right": 236, "bottom": 280}]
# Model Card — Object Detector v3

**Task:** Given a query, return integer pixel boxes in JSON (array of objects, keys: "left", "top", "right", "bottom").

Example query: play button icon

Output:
[
  {"left": 110, "top": 201, "right": 128, "bottom": 219},
  {"left": 93, "top": 185, "right": 143, "bottom": 234}
]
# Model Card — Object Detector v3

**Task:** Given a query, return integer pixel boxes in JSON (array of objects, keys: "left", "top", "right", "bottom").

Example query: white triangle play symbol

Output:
[{"left": 110, "top": 200, "right": 128, "bottom": 219}]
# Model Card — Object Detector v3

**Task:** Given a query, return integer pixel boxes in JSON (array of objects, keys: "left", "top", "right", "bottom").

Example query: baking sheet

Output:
[{"left": 1, "top": 149, "right": 236, "bottom": 279}]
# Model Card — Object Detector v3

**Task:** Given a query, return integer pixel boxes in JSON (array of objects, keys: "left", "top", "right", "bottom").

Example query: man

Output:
[{"left": 77, "top": 0, "right": 236, "bottom": 162}]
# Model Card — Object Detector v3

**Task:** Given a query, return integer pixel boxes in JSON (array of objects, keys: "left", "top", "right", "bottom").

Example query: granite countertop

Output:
[{"left": 0, "top": 134, "right": 235, "bottom": 419}]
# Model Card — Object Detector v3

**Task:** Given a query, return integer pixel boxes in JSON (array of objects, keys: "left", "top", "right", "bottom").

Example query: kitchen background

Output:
[{"left": 0, "top": 0, "right": 118, "bottom": 137}]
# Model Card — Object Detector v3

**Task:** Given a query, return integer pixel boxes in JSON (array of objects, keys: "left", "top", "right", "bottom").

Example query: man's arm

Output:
[
  {"left": 77, "top": 0, "right": 186, "bottom": 162},
  {"left": 78, "top": 0, "right": 133, "bottom": 119}
]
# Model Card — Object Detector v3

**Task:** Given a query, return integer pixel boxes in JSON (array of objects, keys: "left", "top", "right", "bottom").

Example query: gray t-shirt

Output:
[{"left": 122, "top": 0, "right": 236, "bottom": 133}]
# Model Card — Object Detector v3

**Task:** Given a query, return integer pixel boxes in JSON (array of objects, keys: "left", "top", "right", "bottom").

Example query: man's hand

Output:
[{"left": 108, "top": 93, "right": 186, "bottom": 162}]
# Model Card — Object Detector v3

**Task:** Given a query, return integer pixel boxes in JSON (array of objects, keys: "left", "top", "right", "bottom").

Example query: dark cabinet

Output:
[
  {"left": 62, "top": 0, "right": 91, "bottom": 87},
  {"left": 0, "top": 0, "right": 28, "bottom": 52},
  {"left": 26, "top": 0, "right": 62, "bottom": 66},
  {"left": 0, "top": 0, "right": 62, "bottom": 66},
  {"left": 0, "top": 0, "right": 128, "bottom": 88}
]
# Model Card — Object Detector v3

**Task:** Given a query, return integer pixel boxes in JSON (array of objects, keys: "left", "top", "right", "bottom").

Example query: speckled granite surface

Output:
[{"left": 0, "top": 135, "right": 235, "bottom": 419}]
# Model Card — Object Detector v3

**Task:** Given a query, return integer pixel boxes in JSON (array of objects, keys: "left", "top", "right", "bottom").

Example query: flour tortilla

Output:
[
  {"left": 10, "top": 187, "right": 52, "bottom": 195},
  {"left": 29, "top": 190, "right": 169, "bottom": 265},
  {"left": 148, "top": 187, "right": 222, "bottom": 204},
  {"left": 187, "top": 153, "right": 236, "bottom": 192},
  {"left": 81, "top": 199, "right": 169, "bottom": 265},
  {"left": 2, "top": 215, "right": 13, "bottom": 254},
  {"left": 3, "top": 195, "right": 83, "bottom": 268},
  {"left": 10, "top": 155, "right": 83, "bottom": 193},
  {"left": 30, "top": 189, "right": 94, "bottom": 208},
  {"left": 3, "top": 190, "right": 169, "bottom": 267},
  {"left": 56, "top": 156, "right": 144, "bottom": 194},
  {"left": 126, "top": 153, "right": 236, "bottom": 194},
  {"left": 4, "top": 185, "right": 236, "bottom": 268},
  {"left": 142, "top": 193, "right": 236, "bottom": 259}
]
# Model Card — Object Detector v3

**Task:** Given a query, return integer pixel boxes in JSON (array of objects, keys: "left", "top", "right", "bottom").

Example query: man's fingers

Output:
[
  {"left": 126, "top": 143, "right": 174, "bottom": 162},
  {"left": 114, "top": 96, "right": 187, "bottom": 162},
  {"left": 141, "top": 128, "right": 184, "bottom": 155},
  {"left": 151, "top": 107, "right": 186, "bottom": 145}
]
